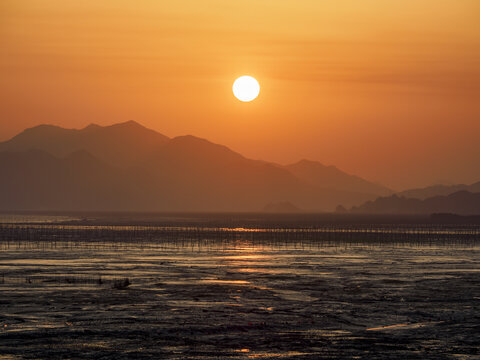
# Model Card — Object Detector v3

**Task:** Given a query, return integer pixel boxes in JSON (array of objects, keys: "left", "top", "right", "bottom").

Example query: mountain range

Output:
[
  {"left": 351, "top": 191, "right": 480, "bottom": 215},
  {"left": 395, "top": 182, "right": 480, "bottom": 200},
  {"left": 0, "top": 121, "right": 392, "bottom": 212}
]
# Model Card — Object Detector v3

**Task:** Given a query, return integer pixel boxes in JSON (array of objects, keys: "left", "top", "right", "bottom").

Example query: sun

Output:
[{"left": 233, "top": 76, "right": 260, "bottom": 102}]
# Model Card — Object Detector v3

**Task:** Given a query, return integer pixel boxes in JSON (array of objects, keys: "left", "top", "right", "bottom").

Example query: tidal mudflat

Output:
[{"left": 0, "top": 229, "right": 479, "bottom": 359}]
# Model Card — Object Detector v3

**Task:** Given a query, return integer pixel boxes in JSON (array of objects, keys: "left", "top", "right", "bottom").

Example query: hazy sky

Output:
[{"left": 1, "top": 0, "right": 479, "bottom": 189}]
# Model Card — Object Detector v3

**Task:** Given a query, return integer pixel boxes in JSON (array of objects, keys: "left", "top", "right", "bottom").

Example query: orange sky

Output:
[{"left": 1, "top": 0, "right": 479, "bottom": 190}]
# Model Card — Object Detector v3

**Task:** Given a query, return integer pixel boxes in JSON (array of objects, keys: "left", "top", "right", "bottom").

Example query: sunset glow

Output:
[
  {"left": 1, "top": 0, "right": 479, "bottom": 189},
  {"left": 1, "top": 2, "right": 480, "bottom": 357}
]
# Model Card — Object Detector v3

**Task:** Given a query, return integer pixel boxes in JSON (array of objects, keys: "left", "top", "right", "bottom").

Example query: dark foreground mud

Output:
[{"left": 1, "top": 240, "right": 479, "bottom": 359}]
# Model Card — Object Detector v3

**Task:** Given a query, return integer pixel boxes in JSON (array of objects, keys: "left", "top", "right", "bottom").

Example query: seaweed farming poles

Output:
[{"left": 0, "top": 223, "right": 479, "bottom": 249}]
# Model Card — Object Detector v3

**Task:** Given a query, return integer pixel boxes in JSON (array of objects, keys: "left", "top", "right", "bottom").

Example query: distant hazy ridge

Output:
[{"left": 0, "top": 121, "right": 391, "bottom": 212}]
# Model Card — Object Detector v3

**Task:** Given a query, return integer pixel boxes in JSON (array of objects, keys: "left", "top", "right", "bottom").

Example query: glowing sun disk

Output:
[{"left": 233, "top": 76, "right": 260, "bottom": 102}]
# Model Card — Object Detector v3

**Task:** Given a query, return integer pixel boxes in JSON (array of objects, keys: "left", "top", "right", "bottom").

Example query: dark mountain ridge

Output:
[
  {"left": 351, "top": 190, "right": 480, "bottom": 215},
  {"left": 0, "top": 121, "right": 393, "bottom": 212},
  {"left": 0, "top": 121, "right": 170, "bottom": 167},
  {"left": 396, "top": 182, "right": 480, "bottom": 200}
]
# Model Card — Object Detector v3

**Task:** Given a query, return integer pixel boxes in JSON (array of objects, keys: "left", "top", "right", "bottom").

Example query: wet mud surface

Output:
[{"left": 1, "top": 241, "right": 480, "bottom": 359}]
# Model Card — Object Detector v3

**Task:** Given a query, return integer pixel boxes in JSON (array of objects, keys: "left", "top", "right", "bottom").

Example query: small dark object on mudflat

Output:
[{"left": 112, "top": 278, "right": 130, "bottom": 290}]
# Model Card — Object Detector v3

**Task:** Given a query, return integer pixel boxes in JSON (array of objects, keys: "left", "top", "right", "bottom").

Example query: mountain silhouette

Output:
[
  {"left": 395, "top": 182, "right": 480, "bottom": 200},
  {"left": 351, "top": 190, "right": 480, "bottom": 215},
  {"left": 285, "top": 159, "right": 391, "bottom": 196},
  {"left": 0, "top": 149, "right": 138, "bottom": 211},
  {"left": 0, "top": 120, "right": 169, "bottom": 167},
  {"left": 0, "top": 121, "right": 393, "bottom": 212}
]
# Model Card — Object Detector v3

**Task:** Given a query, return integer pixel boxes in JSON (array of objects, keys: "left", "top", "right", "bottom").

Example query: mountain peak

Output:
[
  {"left": 108, "top": 120, "right": 144, "bottom": 129},
  {"left": 83, "top": 123, "right": 102, "bottom": 131},
  {"left": 0, "top": 124, "right": 73, "bottom": 150},
  {"left": 82, "top": 121, "right": 143, "bottom": 131},
  {"left": 21, "top": 123, "right": 70, "bottom": 135},
  {"left": 27, "top": 123, "right": 62, "bottom": 130},
  {"left": 0, "top": 120, "right": 170, "bottom": 167}
]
